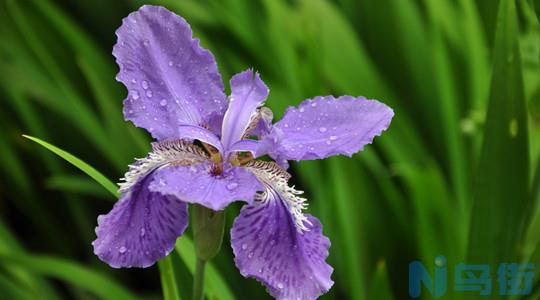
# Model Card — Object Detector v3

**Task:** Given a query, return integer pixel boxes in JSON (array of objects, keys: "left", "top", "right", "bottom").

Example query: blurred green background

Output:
[{"left": 0, "top": 0, "right": 539, "bottom": 299}]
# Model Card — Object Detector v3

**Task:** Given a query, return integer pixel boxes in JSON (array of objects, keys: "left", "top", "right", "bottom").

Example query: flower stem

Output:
[
  {"left": 191, "top": 204, "right": 226, "bottom": 300},
  {"left": 192, "top": 258, "right": 206, "bottom": 300}
]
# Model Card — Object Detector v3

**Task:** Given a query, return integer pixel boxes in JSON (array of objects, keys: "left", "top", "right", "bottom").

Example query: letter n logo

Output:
[{"left": 409, "top": 256, "right": 447, "bottom": 298}]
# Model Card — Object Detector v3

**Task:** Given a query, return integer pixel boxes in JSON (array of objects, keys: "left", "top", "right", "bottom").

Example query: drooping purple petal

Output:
[
  {"left": 93, "top": 171, "right": 188, "bottom": 268},
  {"left": 231, "top": 201, "right": 333, "bottom": 300},
  {"left": 221, "top": 69, "right": 269, "bottom": 151},
  {"left": 150, "top": 163, "right": 263, "bottom": 211},
  {"left": 263, "top": 96, "right": 393, "bottom": 161},
  {"left": 115, "top": 5, "right": 227, "bottom": 139},
  {"left": 177, "top": 124, "right": 224, "bottom": 154}
]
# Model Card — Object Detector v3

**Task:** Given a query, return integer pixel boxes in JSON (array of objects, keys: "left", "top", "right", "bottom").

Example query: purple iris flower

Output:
[{"left": 92, "top": 5, "right": 393, "bottom": 300}]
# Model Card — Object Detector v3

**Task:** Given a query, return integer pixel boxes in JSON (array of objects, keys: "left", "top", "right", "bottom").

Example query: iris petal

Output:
[
  {"left": 231, "top": 199, "right": 333, "bottom": 300},
  {"left": 221, "top": 69, "right": 269, "bottom": 151},
  {"left": 115, "top": 5, "right": 227, "bottom": 139},
  {"left": 150, "top": 162, "right": 263, "bottom": 211},
  {"left": 262, "top": 96, "right": 393, "bottom": 161},
  {"left": 93, "top": 170, "right": 188, "bottom": 268}
]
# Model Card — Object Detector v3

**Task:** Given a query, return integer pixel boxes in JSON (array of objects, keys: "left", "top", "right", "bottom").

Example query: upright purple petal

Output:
[
  {"left": 150, "top": 163, "right": 263, "bottom": 211},
  {"left": 115, "top": 5, "right": 227, "bottom": 139},
  {"left": 231, "top": 202, "right": 333, "bottom": 300},
  {"left": 221, "top": 69, "right": 269, "bottom": 151},
  {"left": 263, "top": 96, "right": 393, "bottom": 161},
  {"left": 246, "top": 107, "right": 274, "bottom": 138},
  {"left": 93, "top": 171, "right": 188, "bottom": 268}
]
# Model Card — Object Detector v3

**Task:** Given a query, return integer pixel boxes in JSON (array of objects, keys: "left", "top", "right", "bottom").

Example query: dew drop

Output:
[
  {"left": 140, "top": 228, "right": 146, "bottom": 236},
  {"left": 299, "top": 107, "right": 305, "bottom": 113},
  {"left": 143, "top": 39, "right": 150, "bottom": 46},
  {"left": 119, "top": 246, "right": 127, "bottom": 254},
  {"left": 131, "top": 79, "right": 137, "bottom": 84},
  {"left": 241, "top": 243, "right": 248, "bottom": 250},
  {"left": 329, "top": 135, "right": 337, "bottom": 140},
  {"left": 146, "top": 90, "right": 153, "bottom": 98},
  {"left": 160, "top": 99, "right": 167, "bottom": 106},
  {"left": 258, "top": 268, "right": 263, "bottom": 273},
  {"left": 277, "top": 283, "right": 284, "bottom": 289},
  {"left": 141, "top": 80, "right": 149, "bottom": 90},
  {"left": 311, "top": 102, "right": 317, "bottom": 107},
  {"left": 248, "top": 252, "right": 254, "bottom": 258},
  {"left": 132, "top": 90, "right": 140, "bottom": 100},
  {"left": 326, "top": 140, "right": 332, "bottom": 145},
  {"left": 319, "top": 127, "right": 327, "bottom": 133},
  {"left": 226, "top": 182, "right": 238, "bottom": 190},
  {"left": 168, "top": 60, "right": 173, "bottom": 67}
]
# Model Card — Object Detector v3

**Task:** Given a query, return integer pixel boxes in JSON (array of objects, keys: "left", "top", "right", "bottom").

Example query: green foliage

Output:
[{"left": 0, "top": 0, "right": 539, "bottom": 299}]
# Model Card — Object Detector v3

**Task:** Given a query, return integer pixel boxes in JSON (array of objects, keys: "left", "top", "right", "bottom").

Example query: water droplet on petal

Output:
[
  {"left": 168, "top": 61, "right": 173, "bottom": 67},
  {"left": 326, "top": 140, "right": 332, "bottom": 145},
  {"left": 277, "top": 283, "right": 284, "bottom": 289},
  {"left": 241, "top": 243, "right": 248, "bottom": 250},
  {"left": 319, "top": 127, "right": 327, "bottom": 133},
  {"left": 140, "top": 228, "right": 146, "bottom": 236},
  {"left": 226, "top": 182, "right": 238, "bottom": 190},
  {"left": 299, "top": 107, "right": 305, "bottom": 113},
  {"left": 131, "top": 79, "right": 137, "bottom": 84},
  {"left": 160, "top": 99, "right": 167, "bottom": 106},
  {"left": 258, "top": 268, "right": 263, "bottom": 273},
  {"left": 132, "top": 90, "right": 140, "bottom": 100},
  {"left": 311, "top": 102, "right": 317, "bottom": 107},
  {"left": 248, "top": 252, "right": 253, "bottom": 258},
  {"left": 119, "top": 246, "right": 127, "bottom": 254},
  {"left": 146, "top": 90, "right": 153, "bottom": 98},
  {"left": 329, "top": 135, "right": 337, "bottom": 140},
  {"left": 141, "top": 80, "right": 149, "bottom": 90},
  {"left": 143, "top": 39, "right": 150, "bottom": 46}
]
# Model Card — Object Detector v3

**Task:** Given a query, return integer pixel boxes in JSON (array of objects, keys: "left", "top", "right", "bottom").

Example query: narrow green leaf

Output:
[
  {"left": 0, "top": 272, "right": 36, "bottom": 300},
  {"left": 44, "top": 174, "right": 111, "bottom": 198},
  {"left": 23, "top": 135, "right": 118, "bottom": 198},
  {"left": 369, "top": 260, "right": 396, "bottom": 300},
  {"left": 467, "top": 0, "right": 530, "bottom": 281},
  {"left": 0, "top": 252, "right": 138, "bottom": 300},
  {"left": 159, "top": 257, "right": 182, "bottom": 300}
]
